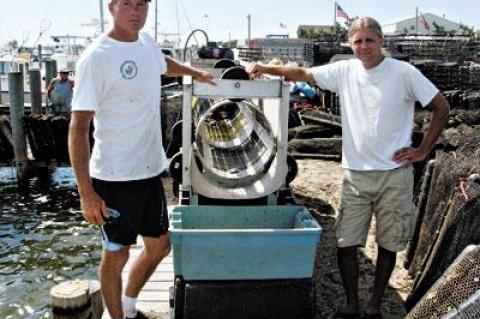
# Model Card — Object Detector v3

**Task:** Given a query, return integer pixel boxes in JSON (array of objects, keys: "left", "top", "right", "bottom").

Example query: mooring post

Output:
[
  {"left": 38, "top": 45, "right": 43, "bottom": 70},
  {"left": 29, "top": 69, "right": 43, "bottom": 115},
  {"left": 45, "top": 60, "right": 57, "bottom": 105},
  {"left": 51, "top": 280, "right": 103, "bottom": 319},
  {"left": 23, "top": 63, "right": 30, "bottom": 90},
  {"left": 8, "top": 72, "right": 29, "bottom": 192},
  {"left": 19, "top": 63, "right": 25, "bottom": 77}
]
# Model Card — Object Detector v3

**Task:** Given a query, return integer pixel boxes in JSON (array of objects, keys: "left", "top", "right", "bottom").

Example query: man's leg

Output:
[
  {"left": 365, "top": 246, "right": 396, "bottom": 316},
  {"left": 330, "top": 169, "right": 375, "bottom": 318},
  {"left": 369, "top": 166, "right": 414, "bottom": 315},
  {"left": 337, "top": 246, "right": 360, "bottom": 314},
  {"left": 99, "top": 247, "right": 130, "bottom": 319},
  {"left": 124, "top": 234, "right": 171, "bottom": 299}
]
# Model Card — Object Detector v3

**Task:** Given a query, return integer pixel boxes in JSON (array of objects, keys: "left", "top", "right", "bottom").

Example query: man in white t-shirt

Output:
[
  {"left": 248, "top": 17, "right": 449, "bottom": 319},
  {"left": 68, "top": 1, "right": 214, "bottom": 318}
]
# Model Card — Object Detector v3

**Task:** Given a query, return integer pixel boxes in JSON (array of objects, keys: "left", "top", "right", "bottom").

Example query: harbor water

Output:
[{"left": 0, "top": 168, "right": 101, "bottom": 319}]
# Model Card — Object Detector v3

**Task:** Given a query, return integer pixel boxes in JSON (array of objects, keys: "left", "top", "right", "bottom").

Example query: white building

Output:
[{"left": 383, "top": 13, "right": 461, "bottom": 35}]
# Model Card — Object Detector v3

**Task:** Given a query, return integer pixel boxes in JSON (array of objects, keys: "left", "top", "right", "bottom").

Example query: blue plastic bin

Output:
[{"left": 169, "top": 205, "right": 322, "bottom": 280}]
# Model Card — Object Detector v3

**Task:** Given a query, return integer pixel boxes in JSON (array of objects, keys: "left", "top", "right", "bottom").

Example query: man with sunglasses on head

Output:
[
  {"left": 47, "top": 67, "right": 74, "bottom": 114},
  {"left": 69, "top": 1, "right": 215, "bottom": 318}
]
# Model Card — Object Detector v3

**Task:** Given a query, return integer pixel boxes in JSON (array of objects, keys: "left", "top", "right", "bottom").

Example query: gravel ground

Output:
[{"left": 290, "top": 159, "right": 411, "bottom": 319}]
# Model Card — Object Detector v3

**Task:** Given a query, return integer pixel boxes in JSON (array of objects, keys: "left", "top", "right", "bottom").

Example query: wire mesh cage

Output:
[
  {"left": 442, "top": 290, "right": 480, "bottom": 319},
  {"left": 406, "top": 130, "right": 480, "bottom": 310},
  {"left": 405, "top": 245, "right": 480, "bottom": 319}
]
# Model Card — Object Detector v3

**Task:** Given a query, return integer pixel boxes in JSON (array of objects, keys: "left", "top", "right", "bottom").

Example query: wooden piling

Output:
[
  {"left": 19, "top": 63, "right": 25, "bottom": 76},
  {"left": 51, "top": 280, "right": 103, "bottom": 319},
  {"left": 8, "top": 72, "right": 29, "bottom": 192},
  {"left": 45, "top": 60, "right": 58, "bottom": 92},
  {"left": 45, "top": 60, "right": 57, "bottom": 107},
  {"left": 29, "top": 69, "right": 43, "bottom": 115},
  {"left": 38, "top": 45, "right": 43, "bottom": 70}
]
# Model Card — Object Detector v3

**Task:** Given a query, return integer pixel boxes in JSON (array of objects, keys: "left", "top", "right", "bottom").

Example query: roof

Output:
[{"left": 383, "top": 12, "right": 459, "bottom": 26}]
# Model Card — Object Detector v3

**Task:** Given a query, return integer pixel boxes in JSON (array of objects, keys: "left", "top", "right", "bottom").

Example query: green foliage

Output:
[
  {"left": 432, "top": 21, "right": 447, "bottom": 36},
  {"left": 335, "top": 22, "right": 348, "bottom": 42},
  {"left": 459, "top": 24, "right": 475, "bottom": 36}
]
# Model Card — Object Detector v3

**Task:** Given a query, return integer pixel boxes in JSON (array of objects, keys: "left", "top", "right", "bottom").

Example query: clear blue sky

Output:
[{"left": 1, "top": 0, "right": 479, "bottom": 47}]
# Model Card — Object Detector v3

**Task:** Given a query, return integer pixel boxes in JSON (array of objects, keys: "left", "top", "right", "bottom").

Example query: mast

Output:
[
  {"left": 174, "top": 0, "right": 181, "bottom": 45},
  {"left": 247, "top": 14, "right": 251, "bottom": 44},
  {"left": 155, "top": 0, "right": 158, "bottom": 42},
  {"left": 99, "top": 0, "right": 105, "bottom": 33}
]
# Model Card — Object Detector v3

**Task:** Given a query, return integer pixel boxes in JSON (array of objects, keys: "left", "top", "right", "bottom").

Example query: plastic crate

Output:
[{"left": 169, "top": 205, "right": 322, "bottom": 280}]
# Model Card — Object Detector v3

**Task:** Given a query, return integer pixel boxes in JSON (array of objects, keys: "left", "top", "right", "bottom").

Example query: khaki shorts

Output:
[{"left": 335, "top": 166, "right": 415, "bottom": 252}]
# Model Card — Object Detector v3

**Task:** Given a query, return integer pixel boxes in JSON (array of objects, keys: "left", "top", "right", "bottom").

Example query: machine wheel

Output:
[
  {"left": 169, "top": 152, "right": 182, "bottom": 198},
  {"left": 221, "top": 66, "right": 250, "bottom": 102},
  {"left": 213, "top": 59, "right": 237, "bottom": 69},
  {"left": 286, "top": 154, "right": 298, "bottom": 185}
]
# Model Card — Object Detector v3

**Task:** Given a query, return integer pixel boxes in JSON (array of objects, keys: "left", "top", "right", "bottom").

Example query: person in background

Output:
[
  {"left": 46, "top": 67, "right": 74, "bottom": 114},
  {"left": 248, "top": 17, "right": 449, "bottom": 319},
  {"left": 68, "top": 0, "right": 215, "bottom": 318}
]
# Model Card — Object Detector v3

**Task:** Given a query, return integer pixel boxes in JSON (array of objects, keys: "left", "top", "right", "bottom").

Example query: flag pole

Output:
[
  {"left": 416, "top": 7, "right": 419, "bottom": 34},
  {"left": 334, "top": 1, "right": 338, "bottom": 40},
  {"left": 334, "top": 1, "right": 337, "bottom": 28}
]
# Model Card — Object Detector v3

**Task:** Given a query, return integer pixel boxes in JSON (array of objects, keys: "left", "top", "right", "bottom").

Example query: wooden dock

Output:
[{"left": 102, "top": 237, "right": 173, "bottom": 319}]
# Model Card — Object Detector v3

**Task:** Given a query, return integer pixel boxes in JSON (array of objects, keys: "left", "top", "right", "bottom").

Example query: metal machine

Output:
[
  {"left": 168, "top": 66, "right": 322, "bottom": 319},
  {"left": 179, "top": 69, "right": 291, "bottom": 203}
]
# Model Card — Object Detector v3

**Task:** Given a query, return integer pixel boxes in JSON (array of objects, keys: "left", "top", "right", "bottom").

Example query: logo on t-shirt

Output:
[{"left": 120, "top": 60, "right": 138, "bottom": 80}]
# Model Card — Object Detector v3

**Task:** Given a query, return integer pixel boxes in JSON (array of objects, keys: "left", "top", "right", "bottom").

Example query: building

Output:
[
  {"left": 383, "top": 13, "right": 461, "bottom": 35},
  {"left": 248, "top": 38, "right": 311, "bottom": 63}
]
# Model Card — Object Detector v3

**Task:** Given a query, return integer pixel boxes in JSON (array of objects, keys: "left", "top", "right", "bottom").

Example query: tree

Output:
[
  {"left": 335, "top": 22, "right": 348, "bottom": 42},
  {"left": 458, "top": 24, "right": 475, "bottom": 36},
  {"left": 432, "top": 21, "right": 446, "bottom": 36}
]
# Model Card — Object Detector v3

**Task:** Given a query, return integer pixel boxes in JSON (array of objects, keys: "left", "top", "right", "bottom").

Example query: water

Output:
[{"left": 0, "top": 168, "right": 101, "bottom": 319}]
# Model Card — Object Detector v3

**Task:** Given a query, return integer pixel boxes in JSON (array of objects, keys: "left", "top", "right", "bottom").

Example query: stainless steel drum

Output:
[{"left": 193, "top": 100, "right": 277, "bottom": 187}]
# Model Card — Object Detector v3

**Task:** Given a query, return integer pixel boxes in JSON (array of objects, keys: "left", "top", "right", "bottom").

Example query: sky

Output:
[{"left": 1, "top": 0, "right": 479, "bottom": 48}]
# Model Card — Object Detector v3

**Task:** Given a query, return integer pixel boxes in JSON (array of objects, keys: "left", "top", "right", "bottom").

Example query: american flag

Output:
[
  {"left": 336, "top": 3, "right": 350, "bottom": 20},
  {"left": 420, "top": 12, "right": 430, "bottom": 31},
  {"left": 279, "top": 22, "right": 287, "bottom": 29}
]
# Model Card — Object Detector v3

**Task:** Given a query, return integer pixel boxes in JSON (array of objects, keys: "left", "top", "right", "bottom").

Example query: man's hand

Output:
[
  {"left": 79, "top": 189, "right": 109, "bottom": 226},
  {"left": 194, "top": 71, "right": 216, "bottom": 85},
  {"left": 393, "top": 147, "right": 428, "bottom": 164},
  {"left": 247, "top": 62, "right": 267, "bottom": 79}
]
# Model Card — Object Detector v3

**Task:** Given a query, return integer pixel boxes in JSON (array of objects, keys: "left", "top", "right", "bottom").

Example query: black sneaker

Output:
[{"left": 126, "top": 310, "right": 158, "bottom": 319}]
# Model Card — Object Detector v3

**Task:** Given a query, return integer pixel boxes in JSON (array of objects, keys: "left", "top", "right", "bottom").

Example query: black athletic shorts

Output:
[{"left": 92, "top": 174, "right": 169, "bottom": 247}]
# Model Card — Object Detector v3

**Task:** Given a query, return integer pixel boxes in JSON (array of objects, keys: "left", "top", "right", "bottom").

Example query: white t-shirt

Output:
[
  {"left": 72, "top": 32, "right": 167, "bottom": 181},
  {"left": 312, "top": 57, "right": 439, "bottom": 171}
]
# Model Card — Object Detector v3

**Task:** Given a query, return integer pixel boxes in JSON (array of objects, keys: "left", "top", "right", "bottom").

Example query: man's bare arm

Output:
[
  {"left": 247, "top": 63, "right": 316, "bottom": 83},
  {"left": 46, "top": 79, "right": 55, "bottom": 100},
  {"left": 165, "top": 57, "right": 215, "bottom": 84},
  {"left": 393, "top": 92, "right": 450, "bottom": 163},
  {"left": 68, "top": 111, "right": 108, "bottom": 225}
]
